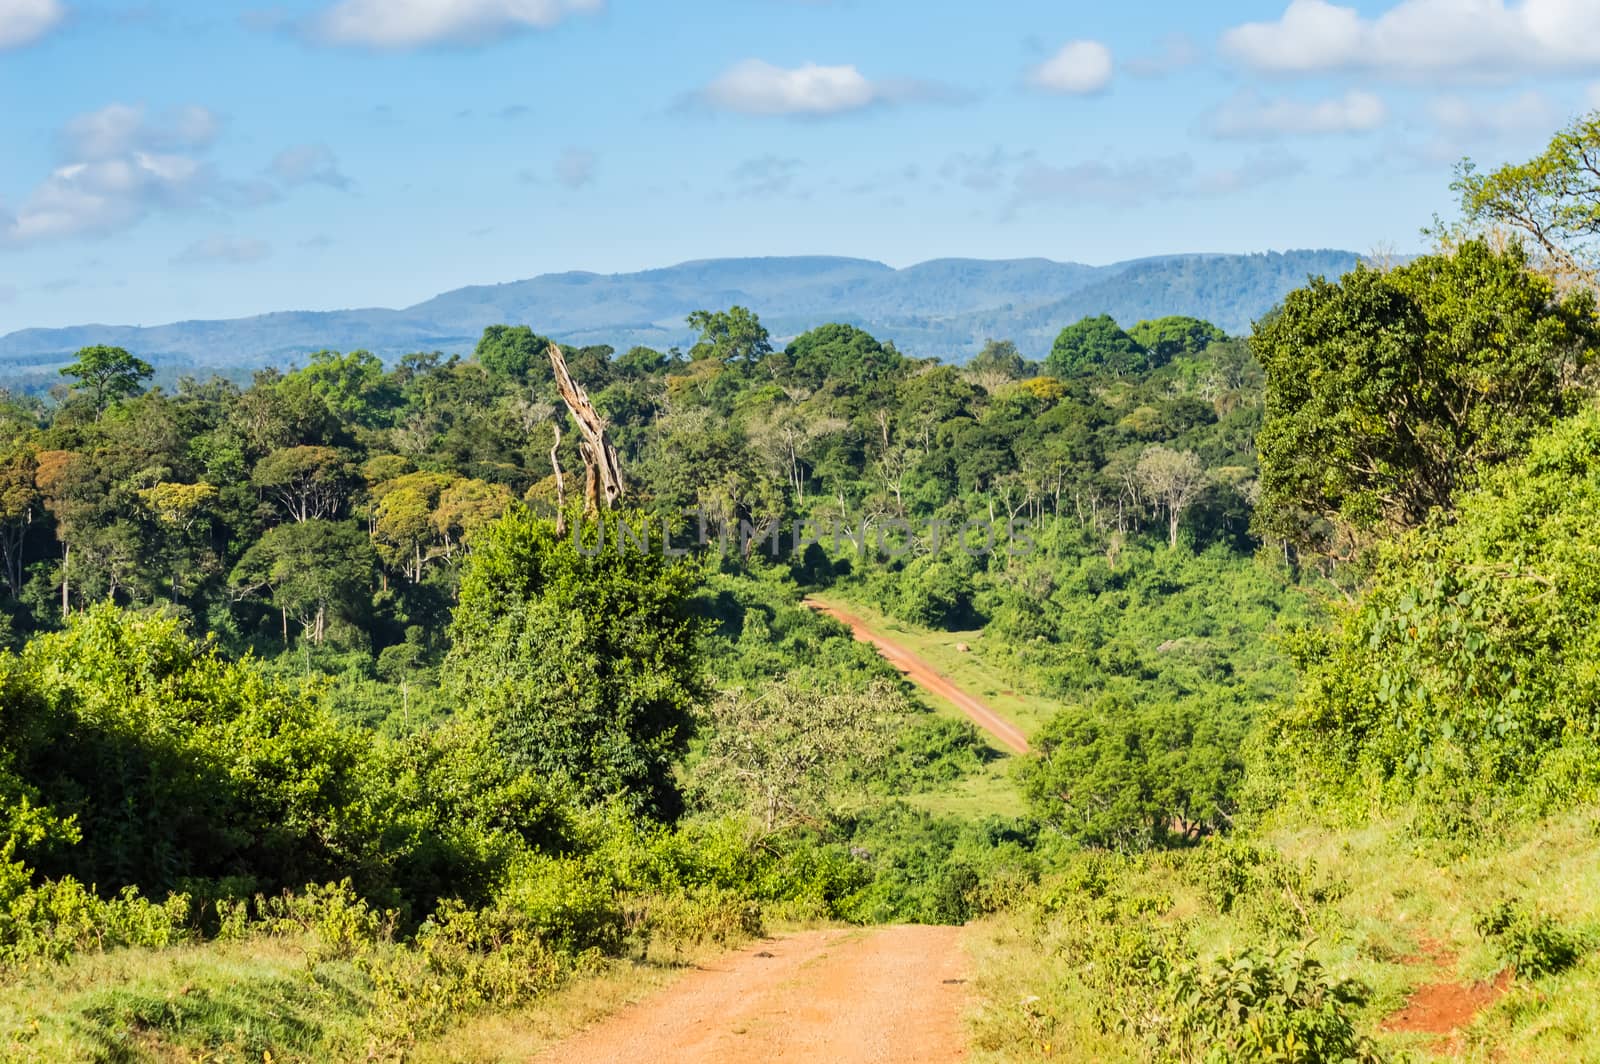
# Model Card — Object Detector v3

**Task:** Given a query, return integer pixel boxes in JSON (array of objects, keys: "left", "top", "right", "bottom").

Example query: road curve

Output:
[
  {"left": 804, "top": 598, "right": 1030, "bottom": 755},
  {"left": 536, "top": 925, "right": 968, "bottom": 1064}
]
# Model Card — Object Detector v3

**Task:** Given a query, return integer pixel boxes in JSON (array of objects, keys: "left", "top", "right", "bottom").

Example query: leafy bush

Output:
[
  {"left": 1155, "top": 945, "right": 1383, "bottom": 1064},
  {"left": 1273, "top": 406, "right": 1600, "bottom": 817},
  {"left": 444, "top": 507, "right": 706, "bottom": 818},
  {"left": 635, "top": 887, "right": 764, "bottom": 950},
  {"left": 0, "top": 879, "right": 192, "bottom": 967},
  {"left": 1474, "top": 898, "right": 1591, "bottom": 978},
  {"left": 1186, "top": 838, "right": 1347, "bottom": 938}
]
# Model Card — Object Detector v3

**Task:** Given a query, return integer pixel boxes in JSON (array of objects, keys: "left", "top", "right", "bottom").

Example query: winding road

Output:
[{"left": 803, "top": 598, "right": 1030, "bottom": 754}]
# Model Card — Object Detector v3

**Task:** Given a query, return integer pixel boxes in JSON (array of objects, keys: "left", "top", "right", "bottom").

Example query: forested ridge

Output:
[{"left": 4, "top": 113, "right": 1600, "bottom": 1062}]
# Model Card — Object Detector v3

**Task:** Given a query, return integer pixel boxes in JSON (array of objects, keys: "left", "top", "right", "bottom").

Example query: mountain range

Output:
[{"left": 0, "top": 249, "right": 1363, "bottom": 385}]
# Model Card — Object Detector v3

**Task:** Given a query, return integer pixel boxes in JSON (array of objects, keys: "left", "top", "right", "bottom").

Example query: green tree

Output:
[
  {"left": 1253, "top": 241, "right": 1596, "bottom": 551},
  {"left": 1452, "top": 110, "right": 1600, "bottom": 282},
  {"left": 1271, "top": 405, "right": 1600, "bottom": 817},
  {"left": 0, "top": 445, "right": 39, "bottom": 599},
  {"left": 967, "top": 338, "right": 1029, "bottom": 381},
  {"left": 1045, "top": 316, "right": 1148, "bottom": 377},
  {"left": 687, "top": 306, "right": 772, "bottom": 365},
  {"left": 443, "top": 507, "right": 704, "bottom": 818},
  {"left": 474, "top": 325, "right": 555, "bottom": 384},
  {"left": 59, "top": 345, "right": 153, "bottom": 417},
  {"left": 1127, "top": 316, "right": 1227, "bottom": 367},
  {"left": 230, "top": 520, "right": 376, "bottom": 644},
  {"left": 252, "top": 445, "right": 354, "bottom": 523},
  {"left": 287, "top": 349, "right": 398, "bottom": 427},
  {"left": 1020, "top": 697, "right": 1247, "bottom": 850},
  {"left": 694, "top": 677, "right": 905, "bottom": 831}
]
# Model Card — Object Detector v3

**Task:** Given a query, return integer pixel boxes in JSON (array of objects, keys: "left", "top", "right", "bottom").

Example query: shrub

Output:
[
  {"left": 1154, "top": 944, "right": 1383, "bottom": 1064},
  {"left": 1474, "top": 898, "right": 1591, "bottom": 978}
]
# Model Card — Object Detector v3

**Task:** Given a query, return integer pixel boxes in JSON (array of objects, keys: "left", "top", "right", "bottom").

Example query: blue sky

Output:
[{"left": 2, "top": 0, "right": 1599, "bottom": 333}]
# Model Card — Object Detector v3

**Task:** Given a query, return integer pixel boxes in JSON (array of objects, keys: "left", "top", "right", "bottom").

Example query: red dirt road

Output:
[
  {"left": 536, "top": 925, "right": 969, "bottom": 1064},
  {"left": 804, "top": 598, "right": 1030, "bottom": 754}
]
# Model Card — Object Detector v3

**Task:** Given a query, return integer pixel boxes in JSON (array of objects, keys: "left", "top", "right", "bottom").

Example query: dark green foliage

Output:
[
  {"left": 1155, "top": 945, "right": 1382, "bottom": 1064},
  {"left": 1021, "top": 697, "right": 1248, "bottom": 850},
  {"left": 686, "top": 306, "right": 772, "bottom": 365},
  {"left": 0, "top": 607, "right": 371, "bottom": 897},
  {"left": 1045, "top": 315, "right": 1149, "bottom": 377},
  {"left": 444, "top": 508, "right": 705, "bottom": 819},
  {"left": 1127, "top": 316, "right": 1227, "bottom": 367},
  {"left": 474, "top": 324, "right": 554, "bottom": 384},
  {"left": 1253, "top": 241, "right": 1596, "bottom": 549}
]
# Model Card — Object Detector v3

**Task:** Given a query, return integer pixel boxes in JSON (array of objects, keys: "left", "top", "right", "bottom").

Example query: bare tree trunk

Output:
[
  {"left": 548, "top": 344, "right": 624, "bottom": 512},
  {"left": 550, "top": 422, "right": 567, "bottom": 534},
  {"left": 60, "top": 544, "right": 69, "bottom": 619}
]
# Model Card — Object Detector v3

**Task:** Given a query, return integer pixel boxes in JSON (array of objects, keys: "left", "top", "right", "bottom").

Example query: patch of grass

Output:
[
  {"left": 904, "top": 759, "right": 1023, "bottom": 821},
  {"left": 968, "top": 808, "right": 1600, "bottom": 1062}
]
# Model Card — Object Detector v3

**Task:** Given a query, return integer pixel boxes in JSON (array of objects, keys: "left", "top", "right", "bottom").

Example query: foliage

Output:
[
  {"left": 1271, "top": 405, "right": 1600, "bottom": 818},
  {"left": 1453, "top": 109, "right": 1600, "bottom": 282},
  {"left": 1046, "top": 315, "right": 1148, "bottom": 377},
  {"left": 1154, "top": 944, "right": 1382, "bottom": 1064},
  {"left": 444, "top": 507, "right": 705, "bottom": 818},
  {"left": 1127, "top": 316, "right": 1227, "bottom": 367},
  {"left": 1253, "top": 241, "right": 1596, "bottom": 551},
  {"left": 1474, "top": 897, "right": 1592, "bottom": 979},
  {"left": 58, "top": 345, "right": 154, "bottom": 417},
  {"left": 1021, "top": 697, "right": 1248, "bottom": 850},
  {"left": 693, "top": 676, "right": 908, "bottom": 830}
]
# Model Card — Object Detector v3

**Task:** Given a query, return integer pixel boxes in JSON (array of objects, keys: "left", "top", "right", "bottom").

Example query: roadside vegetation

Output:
[{"left": 5, "top": 110, "right": 1600, "bottom": 1061}]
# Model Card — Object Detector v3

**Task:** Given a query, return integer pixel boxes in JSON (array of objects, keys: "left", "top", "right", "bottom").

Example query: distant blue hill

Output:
[{"left": 0, "top": 249, "right": 1363, "bottom": 384}]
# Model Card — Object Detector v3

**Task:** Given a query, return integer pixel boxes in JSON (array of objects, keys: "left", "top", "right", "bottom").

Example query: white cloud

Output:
[
  {"left": 553, "top": 147, "right": 596, "bottom": 189},
  {"left": 1208, "top": 89, "right": 1389, "bottom": 138},
  {"left": 174, "top": 235, "right": 272, "bottom": 265},
  {"left": 4, "top": 154, "right": 215, "bottom": 244},
  {"left": 1429, "top": 89, "right": 1553, "bottom": 134},
  {"left": 1029, "top": 40, "right": 1113, "bottom": 95},
  {"left": 268, "top": 143, "right": 352, "bottom": 189},
  {"left": 312, "top": 0, "right": 600, "bottom": 48},
  {"left": 1, "top": 103, "right": 277, "bottom": 248},
  {"left": 702, "top": 60, "right": 877, "bottom": 116},
  {"left": 0, "top": 0, "right": 64, "bottom": 50},
  {"left": 1223, "top": 0, "right": 1600, "bottom": 77},
  {"left": 62, "top": 103, "right": 220, "bottom": 161}
]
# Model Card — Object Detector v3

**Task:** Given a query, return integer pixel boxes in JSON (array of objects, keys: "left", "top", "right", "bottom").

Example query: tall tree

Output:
[
  {"left": 687, "top": 306, "right": 772, "bottom": 365},
  {"left": 229, "top": 520, "right": 376, "bottom": 645},
  {"left": 1136, "top": 445, "right": 1207, "bottom": 549},
  {"left": 0, "top": 445, "right": 39, "bottom": 598},
  {"left": 1453, "top": 109, "right": 1600, "bottom": 284},
  {"left": 252, "top": 446, "right": 354, "bottom": 523},
  {"left": 1127, "top": 317, "right": 1227, "bottom": 367},
  {"left": 1045, "top": 316, "right": 1148, "bottom": 377},
  {"left": 59, "top": 345, "right": 153, "bottom": 418},
  {"left": 1253, "top": 241, "right": 1597, "bottom": 553}
]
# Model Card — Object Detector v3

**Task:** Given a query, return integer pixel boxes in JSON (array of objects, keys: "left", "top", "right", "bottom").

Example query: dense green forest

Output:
[{"left": 5, "top": 112, "right": 1600, "bottom": 1062}]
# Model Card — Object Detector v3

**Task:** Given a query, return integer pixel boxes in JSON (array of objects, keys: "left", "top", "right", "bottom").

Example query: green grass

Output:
[
  {"left": 903, "top": 758, "right": 1023, "bottom": 821},
  {"left": 966, "top": 806, "right": 1600, "bottom": 1063}
]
